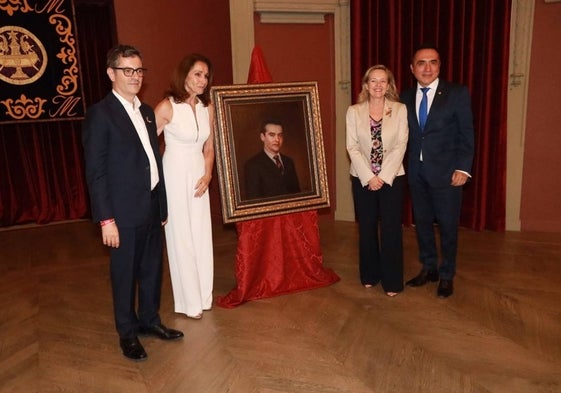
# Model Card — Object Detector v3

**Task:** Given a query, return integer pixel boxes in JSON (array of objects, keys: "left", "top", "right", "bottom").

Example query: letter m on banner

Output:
[{"left": 0, "top": 0, "right": 86, "bottom": 124}]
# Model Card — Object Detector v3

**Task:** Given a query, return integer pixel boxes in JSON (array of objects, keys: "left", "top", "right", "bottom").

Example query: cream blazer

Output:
[{"left": 346, "top": 99, "right": 408, "bottom": 186}]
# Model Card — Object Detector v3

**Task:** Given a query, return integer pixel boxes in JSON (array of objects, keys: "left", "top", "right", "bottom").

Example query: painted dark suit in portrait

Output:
[{"left": 244, "top": 151, "right": 300, "bottom": 199}]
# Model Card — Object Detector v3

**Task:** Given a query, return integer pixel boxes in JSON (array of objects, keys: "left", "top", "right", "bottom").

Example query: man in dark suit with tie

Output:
[
  {"left": 401, "top": 44, "right": 475, "bottom": 298},
  {"left": 82, "top": 44, "right": 183, "bottom": 361},
  {"left": 244, "top": 119, "right": 301, "bottom": 199}
]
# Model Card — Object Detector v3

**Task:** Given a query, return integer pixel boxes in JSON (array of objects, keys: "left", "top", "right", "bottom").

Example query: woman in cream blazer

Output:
[{"left": 346, "top": 64, "right": 409, "bottom": 296}]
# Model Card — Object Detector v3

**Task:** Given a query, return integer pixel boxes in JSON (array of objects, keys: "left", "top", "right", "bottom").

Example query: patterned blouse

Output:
[{"left": 369, "top": 116, "right": 383, "bottom": 175}]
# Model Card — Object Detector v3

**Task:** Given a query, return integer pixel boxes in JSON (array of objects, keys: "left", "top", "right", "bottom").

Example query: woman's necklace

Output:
[{"left": 369, "top": 100, "right": 384, "bottom": 122}]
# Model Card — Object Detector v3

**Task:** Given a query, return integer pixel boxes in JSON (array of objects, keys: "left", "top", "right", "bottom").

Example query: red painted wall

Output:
[
  {"left": 113, "top": 0, "right": 233, "bottom": 107},
  {"left": 521, "top": 1, "right": 561, "bottom": 232}
]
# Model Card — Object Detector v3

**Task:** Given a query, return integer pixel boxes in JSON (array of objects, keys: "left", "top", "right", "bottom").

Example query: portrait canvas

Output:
[{"left": 212, "top": 82, "right": 330, "bottom": 223}]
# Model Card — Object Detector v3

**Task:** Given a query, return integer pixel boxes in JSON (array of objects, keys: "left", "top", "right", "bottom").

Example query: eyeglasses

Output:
[{"left": 112, "top": 67, "right": 147, "bottom": 77}]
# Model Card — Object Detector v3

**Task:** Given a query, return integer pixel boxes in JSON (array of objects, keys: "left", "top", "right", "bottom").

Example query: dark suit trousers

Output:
[
  {"left": 110, "top": 191, "right": 163, "bottom": 339},
  {"left": 409, "top": 164, "right": 463, "bottom": 280},
  {"left": 352, "top": 175, "right": 405, "bottom": 292}
]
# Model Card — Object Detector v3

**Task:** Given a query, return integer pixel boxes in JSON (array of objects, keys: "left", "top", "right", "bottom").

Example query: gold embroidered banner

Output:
[{"left": 0, "top": 0, "right": 85, "bottom": 124}]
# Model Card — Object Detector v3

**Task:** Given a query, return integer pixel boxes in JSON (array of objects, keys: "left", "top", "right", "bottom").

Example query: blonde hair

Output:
[{"left": 357, "top": 64, "right": 399, "bottom": 103}]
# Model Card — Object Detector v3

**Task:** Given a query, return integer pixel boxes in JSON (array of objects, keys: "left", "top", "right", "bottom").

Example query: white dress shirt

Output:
[
  {"left": 415, "top": 78, "right": 439, "bottom": 122},
  {"left": 112, "top": 90, "right": 159, "bottom": 190}
]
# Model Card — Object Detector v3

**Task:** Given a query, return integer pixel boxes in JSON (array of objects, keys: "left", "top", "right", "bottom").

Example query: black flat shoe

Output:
[
  {"left": 138, "top": 324, "right": 184, "bottom": 341},
  {"left": 405, "top": 269, "right": 439, "bottom": 287},
  {"left": 120, "top": 337, "right": 147, "bottom": 361},
  {"left": 437, "top": 279, "right": 454, "bottom": 298}
]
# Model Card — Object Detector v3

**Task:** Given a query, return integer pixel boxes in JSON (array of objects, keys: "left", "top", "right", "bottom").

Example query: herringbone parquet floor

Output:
[{"left": 1, "top": 218, "right": 560, "bottom": 393}]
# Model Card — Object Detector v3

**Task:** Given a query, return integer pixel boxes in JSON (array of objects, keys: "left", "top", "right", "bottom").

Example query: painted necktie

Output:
[{"left": 274, "top": 154, "right": 284, "bottom": 174}]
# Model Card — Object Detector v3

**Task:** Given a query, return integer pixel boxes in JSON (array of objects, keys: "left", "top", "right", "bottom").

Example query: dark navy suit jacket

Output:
[
  {"left": 82, "top": 92, "right": 167, "bottom": 227},
  {"left": 244, "top": 151, "right": 300, "bottom": 200},
  {"left": 401, "top": 80, "right": 474, "bottom": 188}
]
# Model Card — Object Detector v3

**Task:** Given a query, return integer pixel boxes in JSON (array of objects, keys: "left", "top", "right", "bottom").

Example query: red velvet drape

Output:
[
  {"left": 0, "top": 121, "right": 88, "bottom": 225},
  {"left": 350, "top": 0, "right": 510, "bottom": 231},
  {"left": 0, "top": 0, "right": 115, "bottom": 227},
  {"left": 216, "top": 211, "right": 340, "bottom": 308}
]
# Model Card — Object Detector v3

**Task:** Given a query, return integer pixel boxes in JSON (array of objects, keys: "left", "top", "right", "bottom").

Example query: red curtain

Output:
[
  {"left": 350, "top": 0, "right": 510, "bottom": 231},
  {"left": 0, "top": 0, "right": 115, "bottom": 227}
]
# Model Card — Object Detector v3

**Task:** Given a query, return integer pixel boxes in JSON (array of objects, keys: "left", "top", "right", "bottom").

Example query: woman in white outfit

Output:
[{"left": 155, "top": 54, "right": 215, "bottom": 319}]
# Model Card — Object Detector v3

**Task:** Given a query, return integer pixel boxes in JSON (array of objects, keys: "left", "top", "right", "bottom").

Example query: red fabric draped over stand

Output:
[{"left": 216, "top": 211, "right": 340, "bottom": 308}]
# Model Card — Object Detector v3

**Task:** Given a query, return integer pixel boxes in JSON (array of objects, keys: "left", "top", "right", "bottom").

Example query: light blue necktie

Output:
[{"left": 419, "top": 87, "right": 430, "bottom": 131}]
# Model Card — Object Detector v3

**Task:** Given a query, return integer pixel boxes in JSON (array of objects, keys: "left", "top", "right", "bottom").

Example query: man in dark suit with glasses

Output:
[{"left": 82, "top": 44, "right": 183, "bottom": 361}]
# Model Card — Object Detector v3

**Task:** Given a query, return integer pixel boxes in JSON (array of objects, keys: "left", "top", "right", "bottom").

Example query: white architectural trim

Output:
[
  {"left": 506, "top": 0, "right": 534, "bottom": 231},
  {"left": 229, "top": 0, "right": 255, "bottom": 84},
  {"left": 254, "top": 0, "right": 347, "bottom": 13},
  {"left": 258, "top": 12, "right": 327, "bottom": 24}
]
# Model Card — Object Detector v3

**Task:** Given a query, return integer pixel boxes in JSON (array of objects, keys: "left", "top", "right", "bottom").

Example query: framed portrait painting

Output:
[{"left": 211, "top": 81, "right": 330, "bottom": 223}]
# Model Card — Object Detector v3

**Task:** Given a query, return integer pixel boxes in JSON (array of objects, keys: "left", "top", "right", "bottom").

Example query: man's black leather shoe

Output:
[
  {"left": 138, "top": 324, "right": 184, "bottom": 341},
  {"left": 437, "top": 279, "right": 454, "bottom": 298},
  {"left": 405, "top": 269, "right": 439, "bottom": 287},
  {"left": 120, "top": 337, "right": 147, "bottom": 361}
]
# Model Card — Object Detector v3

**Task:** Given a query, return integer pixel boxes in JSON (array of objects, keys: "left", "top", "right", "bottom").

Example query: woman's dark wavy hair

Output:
[{"left": 166, "top": 53, "right": 213, "bottom": 106}]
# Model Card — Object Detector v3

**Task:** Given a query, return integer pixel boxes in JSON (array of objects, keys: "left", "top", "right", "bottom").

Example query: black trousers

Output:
[
  {"left": 409, "top": 165, "right": 463, "bottom": 280},
  {"left": 110, "top": 192, "right": 163, "bottom": 339},
  {"left": 352, "top": 175, "right": 405, "bottom": 292}
]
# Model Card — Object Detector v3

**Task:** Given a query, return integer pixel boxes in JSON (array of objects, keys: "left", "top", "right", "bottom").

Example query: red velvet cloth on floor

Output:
[{"left": 215, "top": 211, "right": 340, "bottom": 308}]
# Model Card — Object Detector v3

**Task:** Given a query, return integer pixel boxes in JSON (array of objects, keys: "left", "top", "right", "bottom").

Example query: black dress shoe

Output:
[
  {"left": 437, "top": 279, "right": 454, "bottom": 298},
  {"left": 120, "top": 337, "right": 147, "bottom": 361},
  {"left": 405, "top": 269, "right": 439, "bottom": 287},
  {"left": 138, "top": 324, "right": 184, "bottom": 341}
]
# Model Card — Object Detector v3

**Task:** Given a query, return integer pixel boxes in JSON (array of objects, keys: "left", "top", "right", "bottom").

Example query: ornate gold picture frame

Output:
[{"left": 212, "top": 82, "right": 330, "bottom": 223}]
